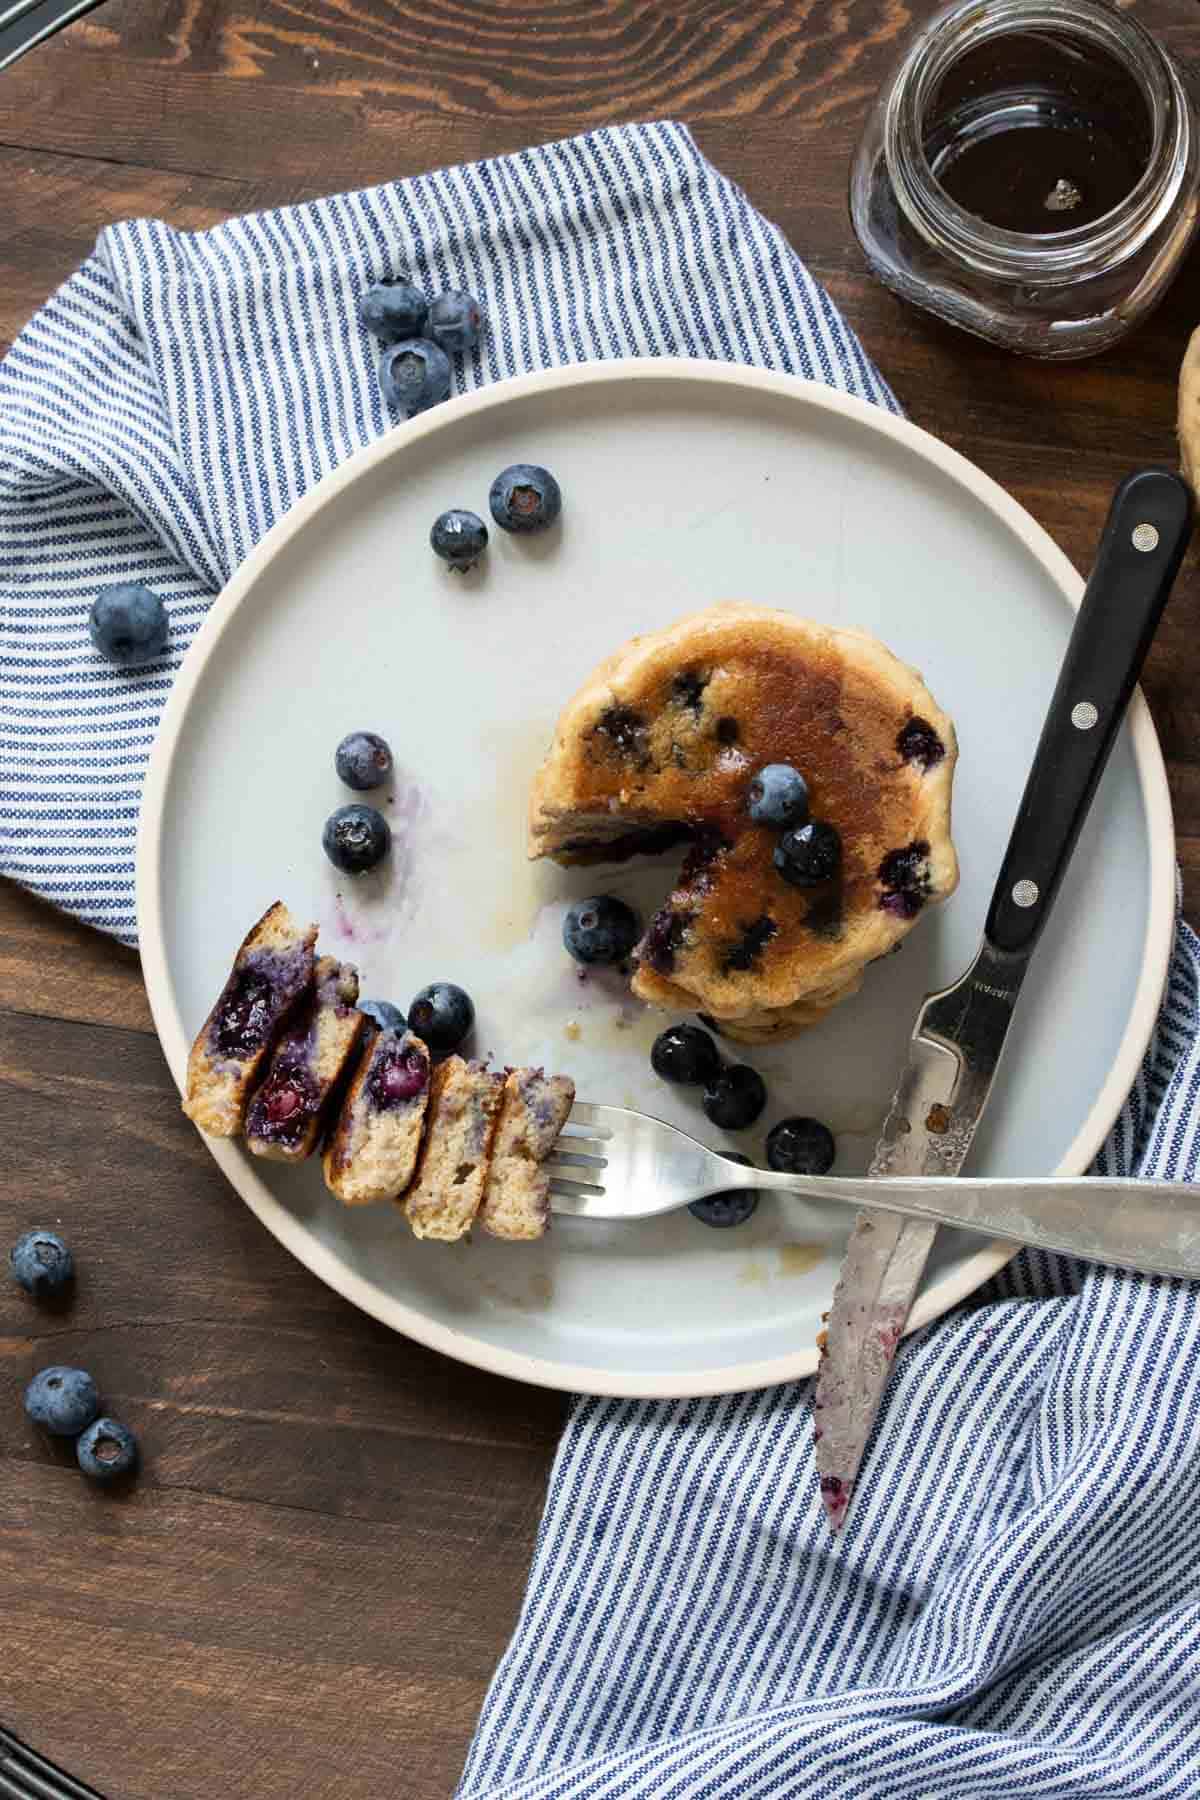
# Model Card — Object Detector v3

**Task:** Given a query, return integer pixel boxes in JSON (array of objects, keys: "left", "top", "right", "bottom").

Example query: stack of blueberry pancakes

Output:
[{"left": 528, "top": 603, "right": 959, "bottom": 1044}]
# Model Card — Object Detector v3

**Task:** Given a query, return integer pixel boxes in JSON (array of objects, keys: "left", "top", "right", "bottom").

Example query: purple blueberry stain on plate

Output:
[{"left": 326, "top": 767, "right": 428, "bottom": 945}]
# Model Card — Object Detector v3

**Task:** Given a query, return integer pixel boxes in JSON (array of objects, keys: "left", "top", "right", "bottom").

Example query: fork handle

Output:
[{"left": 756, "top": 1172, "right": 1200, "bottom": 1280}]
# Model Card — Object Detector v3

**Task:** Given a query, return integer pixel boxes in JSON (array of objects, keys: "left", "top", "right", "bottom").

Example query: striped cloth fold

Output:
[
  {"left": 0, "top": 119, "right": 892, "bottom": 944},
  {"left": 1, "top": 118, "right": 1197, "bottom": 1798},
  {"left": 460, "top": 921, "right": 1200, "bottom": 1800}
]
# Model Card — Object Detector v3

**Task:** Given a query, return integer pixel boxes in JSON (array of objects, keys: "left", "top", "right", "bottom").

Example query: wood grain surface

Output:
[{"left": 2, "top": 1, "right": 1200, "bottom": 1795}]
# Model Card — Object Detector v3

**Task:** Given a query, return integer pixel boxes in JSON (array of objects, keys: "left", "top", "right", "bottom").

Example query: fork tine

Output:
[
  {"left": 546, "top": 1154, "right": 607, "bottom": 1179},
  {"left": 548, "top": 1148, "right": 609, "bottom": 1170},
  {"left": 554, "top": 1126, "right": 609, "bottom": 1156},
  {"left": 566, "top": 1101, "right": 614, "bottom": 1136},
  {"left": 548, "top": 1173, "right": 606, "bottom": 1198}
]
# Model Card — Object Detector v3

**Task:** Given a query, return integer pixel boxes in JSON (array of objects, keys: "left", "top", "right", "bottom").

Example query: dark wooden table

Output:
[{"left": 3, "top": 3, "right": 1200, "bottom": 1795}]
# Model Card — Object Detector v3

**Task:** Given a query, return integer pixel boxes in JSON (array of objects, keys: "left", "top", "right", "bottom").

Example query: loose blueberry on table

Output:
[
  {"left": 766, "top": 1116, "right": 836, "bottom": 1176},
  {"left": 358, "top": 279, "right": 429, "bottom": 344},
  {"left": 430, "top": 509, "right": 489, "bottom": 570},
  {"left": 335, "top": 731, "right": 393, "bottom": 791},
  {"left": 428, "top": 290, "right": 484, "bottom": 354},
  {"left": 407, "top": 982, "right": 475, "bottom": 1055},
  {"left": 76, "top": 1417, "right": 139, "bottom": 1484},
  {"left": 9, "top": 1228, "right": 73, "bottom": 1297},
  {"left": 689, "top": 1152, "right": 760, "bottom": 1229},
  {"left": 702, "top": 1064, "right": 767, "bottom": 1131},
  {"left": 651, "top": 1024, "right": 722, "bottom": 1086},
  {"left": 747, "top": 763, "right": 809, "bottom": 829},
  {"left": 380, "top": 339, "right": 452, "bottom": 418},
  {"left": 774, "top": 819, "right": 842, "bottom": 888},
  {"left": 563, "top": 895, "right": 640, "bottom": 966},
  {"left": 489, "top": 463, "right": 562, "bottom": 533},
  {"left": 357, "top": 999, "right": 406, "bottom": 1032},
  {"left": 24, "top": 1366, "right": 100, "bottom": 1437},
  {"left": 88, "top": 582, "right": 168, "bottom": 667},
  {"left": 322, "top": 804, "right": 391, "bottom": 875}
]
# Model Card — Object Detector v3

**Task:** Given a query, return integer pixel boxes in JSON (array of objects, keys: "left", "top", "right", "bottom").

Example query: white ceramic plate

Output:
[{"left": 137, "top": 360, "right": 1174, "bottom": 1398}]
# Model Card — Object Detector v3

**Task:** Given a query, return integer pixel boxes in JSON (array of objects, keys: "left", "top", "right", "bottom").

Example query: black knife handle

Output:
[{"left": 985, "top": 468, "right": 1192, "bottom": 959}]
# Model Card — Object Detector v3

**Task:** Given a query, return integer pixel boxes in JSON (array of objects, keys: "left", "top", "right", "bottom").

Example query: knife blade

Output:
[{"left": 814, "top": 466, "right": 1194, "bottom": 1531}]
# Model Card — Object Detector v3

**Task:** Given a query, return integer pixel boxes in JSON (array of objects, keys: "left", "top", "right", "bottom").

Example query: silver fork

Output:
[{"left": 550, "top": 1103, "right": 1200, "bottom": 1279}]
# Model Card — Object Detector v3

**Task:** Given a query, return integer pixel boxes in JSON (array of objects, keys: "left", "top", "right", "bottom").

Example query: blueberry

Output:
[
  {"left": 430, "top": 509, "right": 488, "bottom": 570},
  {"left": 702, "top": 1065, "right": 767, "bottom": 1131},
  {"left": 563, "top": 895, "right": 640, "bottom": 966},
  {"left": 721, "top": 915, "right": 777, "bottom": 974},
  {"left": 642, "top": 905, "right": 691, "bottom": 975},
  {"left": 24, "top": 1366, "right": 99, "bottom": 1437},
  {"left": 748, "top": 763, "right": 809, "bottom": 829},
  {"left": 407, "top": 982, "right": 474, "bottom": 1055},
  {"left": 489, "top": 463, "right": 562, "bottom": 534},
  {"left": 897, "top": 716, "right": 945, "bottom": 770},
  {"left": 595, "top": 705, "right": 648, "bottom": 759},
  {"left": 335, "top": 731, "right": 393, "bottom": 791},
  {"left": 76, "top": 1417, "right": 139, "bottom": 1483},
  {"left": 428, "top": 290, "right": 484, "bottom": 354},
  {"left": 357, "top": 1000, "right": 406, "bottom": 1032},
  {"left": 766, "top": 1116, "right": 836, "bottom": 1176},
  {"left": 9, "top": 1229, "right": 73, "bottom": 1297},
  {"left": 322, "top": 804, "right": 391, "bottom": 875},
  {"left": 358, "top": 279, "right": 428, "bottom": 344},
  {"left": 380, "top": 339, "right": 452, "bottom": 418},
  {"left": 878, "top": 840, "right": 932, "bottom": 919},
  {"left": 672, "top": 671, "right": 708, "bottom": 712},
  {"left": 88, "top": 583, "right": 168, "bottom": 667},
  {"left": 689, "top": 1153, "right": 760, "bottom": 1229},
  {"left": 651, "top": 1024, "right": 722, "bottom": 1086},
  {"left": 774, "top": 820, "right": 842, "bottom": 888},
  {"left": 366, "top": 1034, "right": 430, "bottom": 1108}
]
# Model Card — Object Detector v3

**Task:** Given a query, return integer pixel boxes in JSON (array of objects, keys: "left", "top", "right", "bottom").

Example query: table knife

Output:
[{"left": 814, "top": 466, "right": 1193, "bottom": 1532}]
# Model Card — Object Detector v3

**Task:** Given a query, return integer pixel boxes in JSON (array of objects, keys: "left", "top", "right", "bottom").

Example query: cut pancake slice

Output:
[
  {"left": 323, "top": 1027, "right": 432, "bottom": 1205},
  {"left": 404, "top": 1057, "right": 506, "bottom": 1242},
  {"left": 183, "top": 901, "right": 318, "bottom": 1137},
  {"left": 245, "top": 957, "right": 368, "bottom": 1163},
  {"left": 479, "top": 1069, "right": 576, "bottom": 1241}
]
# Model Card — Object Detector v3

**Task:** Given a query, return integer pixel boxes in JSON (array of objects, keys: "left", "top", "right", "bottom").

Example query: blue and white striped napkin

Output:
[
  {"left": 3, "top": 121, "right": 1199, "bottom": 1798},
  {"left": 0, "top": 120, "right": 892, "bottom": 945}
]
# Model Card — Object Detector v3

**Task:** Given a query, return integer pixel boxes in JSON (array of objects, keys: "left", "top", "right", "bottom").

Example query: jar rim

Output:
[{"left": 884, "top": 0, "right": 1190, "bottom": 280}]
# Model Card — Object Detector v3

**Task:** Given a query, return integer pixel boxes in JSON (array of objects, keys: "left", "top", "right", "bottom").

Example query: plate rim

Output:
[{"left": 136, "top": 356, "right": 1175, "bottom": 1398}]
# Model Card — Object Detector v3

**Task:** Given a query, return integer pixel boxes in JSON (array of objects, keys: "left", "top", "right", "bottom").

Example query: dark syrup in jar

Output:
[{"left": 924, "top": 31, "right": 1152, "bottom": 233}]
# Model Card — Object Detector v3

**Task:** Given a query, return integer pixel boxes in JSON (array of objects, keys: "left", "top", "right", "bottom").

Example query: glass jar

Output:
[{"left": 850, "top": 0, "right": 1200, "bottom": 358}]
